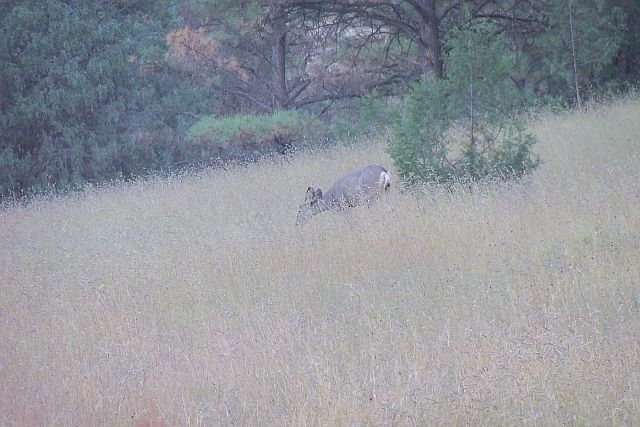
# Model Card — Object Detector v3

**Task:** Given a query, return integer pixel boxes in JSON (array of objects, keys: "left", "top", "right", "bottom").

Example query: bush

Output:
[
  {"left": 187, "top": 110, "right": 323, "bottom": 160},
  {"left": 389, "top": 23, "right": 540, "bottom": 187}
]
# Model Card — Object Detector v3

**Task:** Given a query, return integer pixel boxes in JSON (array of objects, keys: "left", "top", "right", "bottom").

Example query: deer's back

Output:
[{"left": 325, "top": 165, "right": 389, "bottom": 206}]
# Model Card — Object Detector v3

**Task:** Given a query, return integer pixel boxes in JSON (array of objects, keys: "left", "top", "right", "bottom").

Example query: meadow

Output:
[{"left": 1, "top": 99, "right": 639, "bottom": 425}]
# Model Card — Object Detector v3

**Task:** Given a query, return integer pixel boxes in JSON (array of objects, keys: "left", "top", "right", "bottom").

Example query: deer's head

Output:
[{"left": 296, "top": 186, "right": 325, "bottom": 226}]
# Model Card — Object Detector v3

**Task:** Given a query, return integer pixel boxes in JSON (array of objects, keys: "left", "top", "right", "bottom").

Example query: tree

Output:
[
  {"left": 167, "top": 0, "right": 629, "bottom": 117},
  {"left": 292, "top": 0, "right": 442, "bottom": 76},
  {"left": 167, "top": 1, "right": 302, "bottom": 114},
  {"left": 612, "top": 0, "right": 640, "bottom": 81},
  {"left": 0, "top": 0, "right": 215, "bottom": 198},
  {"left": 467, "top": 0, "right": 627, "bottom": 103},
  {"left": 389, "top": 23, "right": 540, "bottom": 186},
  {"left": 166, "top": 0, "right": 444, "bottom": 114}
]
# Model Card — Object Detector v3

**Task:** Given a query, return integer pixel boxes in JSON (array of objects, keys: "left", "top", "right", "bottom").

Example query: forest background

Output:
[{"left": 1, "top": 0, "right": 638, "bottom": 198}]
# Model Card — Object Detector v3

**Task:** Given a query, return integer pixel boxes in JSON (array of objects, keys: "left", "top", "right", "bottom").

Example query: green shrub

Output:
[
  {"left": 356, "top": 90, "right": 400, "bottom": 133},
  {"left": 187, "top": 110, "right": 322, "bottom": 159},
  {"left": 389, "top": 23, "right": 541, "bottom": 187}
]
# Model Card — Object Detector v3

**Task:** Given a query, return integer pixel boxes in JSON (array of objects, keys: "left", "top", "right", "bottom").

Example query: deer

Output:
[{"left": 296, "top": 164, "right": 391, "bottom": 225}]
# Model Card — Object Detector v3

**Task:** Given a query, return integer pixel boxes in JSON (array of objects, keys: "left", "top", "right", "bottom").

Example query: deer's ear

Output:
[
  {"left": 314, "top": 189, "right": 323, "bottom": 201},
  {"left": 304, "top": 187, "right": 316, "bottom": 203}
]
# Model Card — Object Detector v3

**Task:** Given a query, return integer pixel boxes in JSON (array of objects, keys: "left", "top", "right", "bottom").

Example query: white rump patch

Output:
[{"left": 379, "top": 171, "right": 391, "bottom": 191}]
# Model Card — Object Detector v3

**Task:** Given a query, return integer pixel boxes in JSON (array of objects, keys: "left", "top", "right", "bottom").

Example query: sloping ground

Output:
[{"left": 1, "top": 99, "right": 639, "bottom": 425}]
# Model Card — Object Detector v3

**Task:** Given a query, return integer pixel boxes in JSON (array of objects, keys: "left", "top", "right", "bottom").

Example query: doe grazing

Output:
[{"left": 296, "top": 164, "right": 391, "bottom": 225}]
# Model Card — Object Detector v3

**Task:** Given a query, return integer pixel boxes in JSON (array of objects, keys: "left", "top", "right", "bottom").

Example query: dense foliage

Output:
[
  {"left": 390, "top": 24, "right": 540, "bottom": 185},
  {"left": 0, "top": 0, "right": 216, "bottom": 197},
  {"left": 0, "top": 0, "right": 638, "bottom": 198}
]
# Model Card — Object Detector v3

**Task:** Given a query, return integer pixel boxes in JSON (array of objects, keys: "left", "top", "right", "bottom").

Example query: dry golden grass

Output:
[{"left": 1, "top": 99, "right": 639, "bottom": 426}]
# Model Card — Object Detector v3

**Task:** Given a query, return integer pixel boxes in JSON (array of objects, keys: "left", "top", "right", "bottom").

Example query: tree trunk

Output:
[
  {"left": 270, "top": 2, "right": 288, "bottom": 110},
  {"left": 411, "top": 0, "right": 443, "bottom": 77}
]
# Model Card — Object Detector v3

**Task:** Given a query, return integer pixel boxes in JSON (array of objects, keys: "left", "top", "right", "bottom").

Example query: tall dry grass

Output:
[{"left": 1, "top": 99, "right": 639, "bottom": 425}]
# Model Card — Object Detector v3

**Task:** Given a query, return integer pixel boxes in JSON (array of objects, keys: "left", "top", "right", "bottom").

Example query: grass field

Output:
[{"left": 1, "top": 99, "right": 639, "bottom": 426}]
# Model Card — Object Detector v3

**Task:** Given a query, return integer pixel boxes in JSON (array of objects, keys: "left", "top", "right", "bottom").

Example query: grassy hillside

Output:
[{"left": 1, "top": 99, "right": 639, "bottom": 425}]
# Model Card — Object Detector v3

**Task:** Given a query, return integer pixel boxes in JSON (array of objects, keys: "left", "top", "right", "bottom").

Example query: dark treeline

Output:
[{"left": 1, "top": 0, "right": 638, "bottom": 199}]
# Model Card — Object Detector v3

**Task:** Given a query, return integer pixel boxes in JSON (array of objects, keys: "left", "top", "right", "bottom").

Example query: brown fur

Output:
[{"left": 296, "top": 165, "right": 390, "bottom": 225}]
